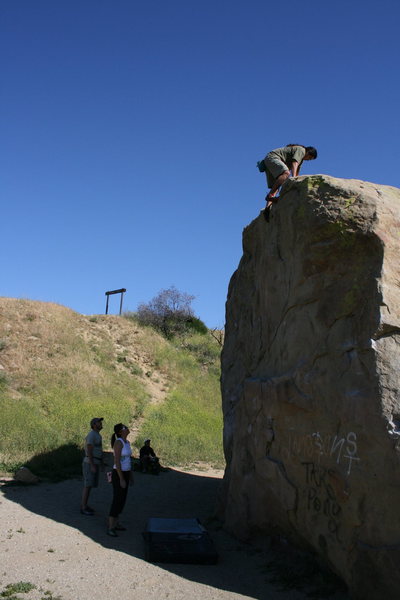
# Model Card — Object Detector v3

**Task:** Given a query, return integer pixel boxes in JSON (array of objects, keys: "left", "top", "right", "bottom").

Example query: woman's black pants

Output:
[{"left": 109, "top": 470, "right": 130, "bottom": 517}]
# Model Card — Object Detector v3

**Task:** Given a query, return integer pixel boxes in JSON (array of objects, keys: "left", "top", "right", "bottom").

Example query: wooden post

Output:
[{"left": 119, "top": 290, "right": 125, "bottom": 315}]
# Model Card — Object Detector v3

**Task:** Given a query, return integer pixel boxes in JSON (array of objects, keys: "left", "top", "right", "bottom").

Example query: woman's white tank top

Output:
[{"left": 113, "top": 437, "right": 132, "bottom": 471}]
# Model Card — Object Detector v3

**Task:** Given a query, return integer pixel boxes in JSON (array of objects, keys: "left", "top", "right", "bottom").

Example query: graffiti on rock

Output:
[
  {"left": 285, "top": 430, "right": 360, "bottom": 475},
  {"left": 301, "top": 461, "right": 344, "bottom": 542}
]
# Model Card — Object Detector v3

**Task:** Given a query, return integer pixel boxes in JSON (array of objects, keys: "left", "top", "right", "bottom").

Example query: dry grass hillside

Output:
[
  {"left": 0, "top": 297, "right": 169, "bottom": 399},
  {"left": 0, "top": 297, "right": 224, "bottom": 475}
]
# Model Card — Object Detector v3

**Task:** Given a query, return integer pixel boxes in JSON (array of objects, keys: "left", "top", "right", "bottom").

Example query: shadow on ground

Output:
[{"left": 1, "top": 451, "right": 349, "bottom": 600}]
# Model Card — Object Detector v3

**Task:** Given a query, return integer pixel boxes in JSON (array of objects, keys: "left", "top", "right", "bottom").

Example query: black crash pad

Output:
[{"left": 143, "top": 517, "right": 218, "bottom": 564}]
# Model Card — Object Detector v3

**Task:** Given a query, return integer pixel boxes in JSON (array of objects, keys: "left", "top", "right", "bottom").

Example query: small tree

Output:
[
  {"left": 210, "top": 327, "right": 225, "bottom": 347},
  {"left": 137, "top": 286, "right": 200, "bottom": 338}
]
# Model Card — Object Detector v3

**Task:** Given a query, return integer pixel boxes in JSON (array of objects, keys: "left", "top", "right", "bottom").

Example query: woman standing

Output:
[{"left": 108, "top": 423, "right": 133, "bottom": 537}]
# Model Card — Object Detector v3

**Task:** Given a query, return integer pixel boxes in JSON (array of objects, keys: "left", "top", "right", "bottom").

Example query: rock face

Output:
[{"left": 220, "top": 175, "right": 400, "bottom": 599}]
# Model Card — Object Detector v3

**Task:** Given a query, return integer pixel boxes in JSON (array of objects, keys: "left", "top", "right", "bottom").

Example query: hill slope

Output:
[{"left": 0, "top": 298, "right": 223, "bottom": 473}]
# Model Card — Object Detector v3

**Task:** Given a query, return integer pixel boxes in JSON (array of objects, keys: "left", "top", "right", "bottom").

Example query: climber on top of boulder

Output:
[{"left": 259, "top": 144, "right": 318, "bottom": 221}]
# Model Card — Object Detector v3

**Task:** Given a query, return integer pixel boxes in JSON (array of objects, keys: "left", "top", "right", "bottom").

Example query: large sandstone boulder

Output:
[{"left": 220, "top": 175, "right": 400, "bottom": 599}]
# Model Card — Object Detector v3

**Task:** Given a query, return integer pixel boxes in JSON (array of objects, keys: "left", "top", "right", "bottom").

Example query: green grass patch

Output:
[
  {"left": 0, "top": 374, "right": 148, "bottom": 476},
  {"left": 135, "top": 332, "right": 224, "bottom": 467},
  {"left": 0, "top": 371, "right": 7, "bottom": 389},
  {"left": 0, "top": 300, "right": 224, "bottom": 476},
  {"left": 24, "top": 444, "right": 83, "bottom": 482},
  {"left": 1, "top": 582, "right": 36, "bottom": 597},
  {"left": 0, "top": 581, "right": 62, "bottom": 600}
]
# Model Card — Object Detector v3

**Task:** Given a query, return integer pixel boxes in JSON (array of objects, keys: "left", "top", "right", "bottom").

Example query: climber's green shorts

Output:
[{"left": 264, "top": 154, "right": 290, "bottom": 188}]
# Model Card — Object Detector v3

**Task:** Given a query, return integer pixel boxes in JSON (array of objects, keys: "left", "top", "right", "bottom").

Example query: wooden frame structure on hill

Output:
[{"left": 105, "top": 288, "right": 126, "bottom": 315}]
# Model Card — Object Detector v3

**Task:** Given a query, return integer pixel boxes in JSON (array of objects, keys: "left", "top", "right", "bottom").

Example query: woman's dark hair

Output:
[
  {"left": 286, "top": 144, "right": 317, "bottom": 159},
  {"left": 111, "top": 423, "right": 125, "bottom": 448}
]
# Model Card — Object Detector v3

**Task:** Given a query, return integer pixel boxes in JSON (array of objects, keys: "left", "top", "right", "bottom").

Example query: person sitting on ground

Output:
[
  {"left": 262, "top": 144, "right": 318, "bottom": 220},
  {"left": 139, "top": 438, "right": 160, "bottom": 474}
]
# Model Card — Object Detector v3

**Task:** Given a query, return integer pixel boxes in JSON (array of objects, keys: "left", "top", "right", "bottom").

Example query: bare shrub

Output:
[{"left": 136, "top": 286, "right": 200, "bottom": 338}]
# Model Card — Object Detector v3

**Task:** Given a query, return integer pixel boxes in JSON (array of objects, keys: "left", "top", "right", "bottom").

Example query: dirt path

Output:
[{"left": 1, "top": 467, "right": 349, "bottom": 600}]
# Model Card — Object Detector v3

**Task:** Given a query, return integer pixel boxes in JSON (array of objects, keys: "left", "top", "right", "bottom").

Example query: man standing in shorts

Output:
[
  {"left": 81, "top": 417, "right": 103, "bottom": 515},
  {"left": 263, "top": 144, "right": 317, "bottom": 219}
]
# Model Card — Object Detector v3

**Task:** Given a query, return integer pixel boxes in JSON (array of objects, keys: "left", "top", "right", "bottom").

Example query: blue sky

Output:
[{"left": 1, "top": 0, "right": 399, "bottom": 327}]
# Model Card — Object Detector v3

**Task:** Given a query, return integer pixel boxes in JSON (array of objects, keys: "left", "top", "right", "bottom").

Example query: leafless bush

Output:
[{"left": 136, "top": 286, "right": 197, "bottom": 338}]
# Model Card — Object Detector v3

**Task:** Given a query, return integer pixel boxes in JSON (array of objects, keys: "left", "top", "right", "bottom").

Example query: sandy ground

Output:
[{"left": 1, "top": 466, "right": 350, "bottom": 600}]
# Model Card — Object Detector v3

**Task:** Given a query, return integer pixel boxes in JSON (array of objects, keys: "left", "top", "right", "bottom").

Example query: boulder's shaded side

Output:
[{"left": 220, "top": 175, "right": 400, "bottom": 599}]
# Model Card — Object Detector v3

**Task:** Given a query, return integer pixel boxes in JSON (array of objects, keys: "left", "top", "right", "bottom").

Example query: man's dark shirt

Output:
[{"left": 140, "top": 445, "right": 156, "bottom": 459}]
